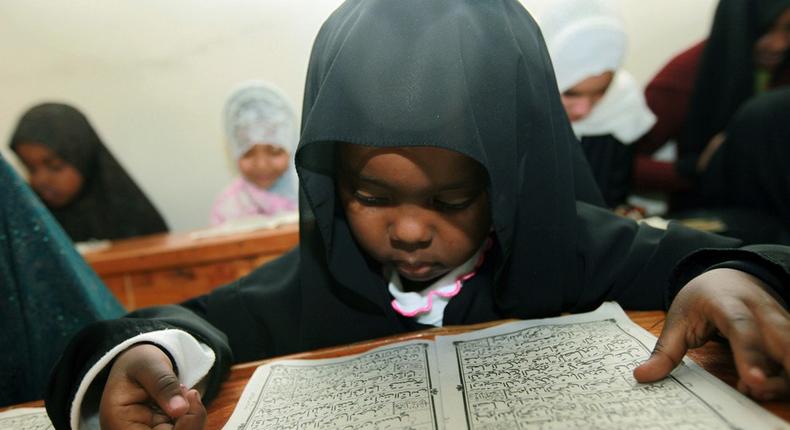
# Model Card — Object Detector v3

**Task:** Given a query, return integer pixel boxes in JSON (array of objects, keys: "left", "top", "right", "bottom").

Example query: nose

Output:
[
  {"left": 254, "top": 154, "right": 272, "bottom": 170},
  {"left": 29, "top": 169, "right": 50, "bottom": 190},
  {"left": 389, "top": 207, "right": 433, "bottom": 251},
  {"left": 571, "top": 98, "right": 594, "bottom": 120}
]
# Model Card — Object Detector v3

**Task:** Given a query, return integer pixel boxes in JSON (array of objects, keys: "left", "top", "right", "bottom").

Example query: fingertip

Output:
[
  {"left": 168, "top": 394, "right": 189, "bottom": 416},
  {"left": 748, "top": 366, "right": 766, "bottom": 383},
  {"left": 633, "top": 356, "right": 672, "bottom": 383}
]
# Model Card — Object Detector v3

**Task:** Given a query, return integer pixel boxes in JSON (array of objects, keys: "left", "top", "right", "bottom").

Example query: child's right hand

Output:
[{"left": 99, "top": 344, "right": 206, "bottom": 429}]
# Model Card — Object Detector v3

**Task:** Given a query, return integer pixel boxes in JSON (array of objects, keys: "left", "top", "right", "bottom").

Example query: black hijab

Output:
[
  {"left": 9, "top": 103, "right": 168, "bottom": 242},
  {"left": 295, "top": 0, "right": 607, "bottom": 325},
  {"left": 677, "top": 0, "right": 790, "bottom": 176}
]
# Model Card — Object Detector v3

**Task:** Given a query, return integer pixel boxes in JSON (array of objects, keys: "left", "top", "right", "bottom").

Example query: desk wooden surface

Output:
[
  {"left": 1, "top": 311, "right": 787, "bottom": 428},
  {"left": 204, "top": 311, "right": 789, "bottom": 429},
  {"left": 82, "top": 224, "right": 299, "bottom": 309}
]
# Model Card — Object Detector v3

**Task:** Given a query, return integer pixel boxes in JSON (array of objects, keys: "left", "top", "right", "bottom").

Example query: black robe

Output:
[
  {"left": 699, "top": 87, "right": 790, "bottom": 232},
  {"left": 9, "top": 103, "right": 168, "bottom": 242},
  {"left": 579, "top": 135, "right": 633, "bottom": 208},
  {"left": 44, "top": 1, "right": 790, "bottom": 428}
]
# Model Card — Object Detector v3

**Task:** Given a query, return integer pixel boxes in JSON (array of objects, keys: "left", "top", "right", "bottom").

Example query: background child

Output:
[
  {"left": 635, "top": 0, "right": 790, "bottom": 243},
  {"left": 44, "top": 1, "right": 790, "bottom": 429},
  {"left": 9, "top": 103, "right": 168, "bottom": 242},
  {"left": 636, "top": 0, "right": 790, "bottom": 198},
  {"left": 530, "top": 0, "right": 656, "bottom": 209},
  {"left": 0, "top": 154, "right": 124, "bottom": 407},
  {"left": 210, "top": 81, "right": 298, "bottom": 226}
]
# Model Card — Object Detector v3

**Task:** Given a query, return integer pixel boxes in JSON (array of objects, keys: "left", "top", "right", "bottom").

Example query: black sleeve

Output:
[
  {"left": 574, "top": 202, "right": 742, "bottom": 311},
  {"left": 668, "top": 244, "right": 790, "bottom": 306},
  {"left": 575, "top": 203, "right": 790, "bottom": 312},
  {"left": 44, "top": 248, "right": 303, "bottom": 430},
  {"left": 44, "top": 305, "right": 232, "bottom": 430}
]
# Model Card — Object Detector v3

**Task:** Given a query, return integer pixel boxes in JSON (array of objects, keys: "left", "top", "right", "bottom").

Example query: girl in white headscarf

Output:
[
  {"left": 210, "top": 81, "right": 299, "bottom": 225},
  {"left": 528, "top": 0, "right": 656, "bottom": 209}
]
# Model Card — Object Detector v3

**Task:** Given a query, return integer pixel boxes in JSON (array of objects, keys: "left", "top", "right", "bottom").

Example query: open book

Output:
[
  {"left": 224, "top": 303, "right": 788, "bottom": 430},
  {"left": 0, "top": 408, "right": 53, "bottom": 430}
]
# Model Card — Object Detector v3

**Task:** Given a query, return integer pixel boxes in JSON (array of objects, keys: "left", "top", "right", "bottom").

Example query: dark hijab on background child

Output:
[
  {"left": 0, "top": 154, "right": 124, "bottom": 407},
  {"left": 9, "top": 103, "right": 168, "bottom": 242},
  {"left": 676, "top": 0, "right": 790, "bottom": 178},
  {"left": 45, "top": 1, "right": 790, "bottom": 428},
  {"left": 666, "top": 0, "right": 790, "bottom": 242}
]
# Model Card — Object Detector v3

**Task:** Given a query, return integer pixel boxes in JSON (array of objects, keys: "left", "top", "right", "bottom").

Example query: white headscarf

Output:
[
  {"left": 527, "top": 0, "right": 655, "bottom": 143},
  {"left": 223, "top": 80, "right": 299, "bottom": 199}
]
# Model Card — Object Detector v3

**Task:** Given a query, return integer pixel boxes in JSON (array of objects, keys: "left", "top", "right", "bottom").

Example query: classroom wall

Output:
[{"left": 0, "top": 0, "right": 717, "bottom": 232}]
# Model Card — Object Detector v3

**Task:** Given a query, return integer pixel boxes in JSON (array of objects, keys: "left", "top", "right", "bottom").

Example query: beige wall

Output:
[{"left": 0, "top": 0, "right": 717, "bottom": 231}]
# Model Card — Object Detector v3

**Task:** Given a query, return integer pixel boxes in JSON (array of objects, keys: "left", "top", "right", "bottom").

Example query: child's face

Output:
[
  {"left": 337, "top": 143, "right": 491, "bottom": 290},
  {"left": 754, "top": 8, "right": 790, "bottom": 71},
  {"left": 238, "top": 144, "right": 290, "bottom": 190},
  {"left": 14, "top": 141, "right": 84, "bottom": 208},
  {"left": 560, "top": 71, "right": 614, "bottom": 122}
]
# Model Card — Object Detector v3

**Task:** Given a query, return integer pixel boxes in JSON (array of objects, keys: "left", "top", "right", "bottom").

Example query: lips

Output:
[
  {"left": 395, "top": 261, "right": 442, "bottom": 281},
  {"left": 37, "top": 188, "right": 60, "bottom": 204}
]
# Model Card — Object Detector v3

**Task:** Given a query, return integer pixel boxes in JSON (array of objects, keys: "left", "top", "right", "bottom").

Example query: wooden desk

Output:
[
  {"left": 82, "top": 224, "right": 298, "bottom": 310},
  {"left": 1, "top": 311, "right": 787, "bottom": 428},
  {"left": 205, "top": 311, "right": 789, "bottom": 429}
]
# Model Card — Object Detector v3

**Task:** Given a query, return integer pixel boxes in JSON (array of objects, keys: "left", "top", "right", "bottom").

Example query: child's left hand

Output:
[{"left": 633, "top": 268, "right": 790, "bottom": 400}]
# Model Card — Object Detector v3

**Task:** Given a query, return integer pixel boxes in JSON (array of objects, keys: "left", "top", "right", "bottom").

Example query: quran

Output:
[
  {"left": 0, "top": 408, "right": 53, "bottom": 430},
  {"left": 224, "top": 303, "right": 788, "bottom": 430}
]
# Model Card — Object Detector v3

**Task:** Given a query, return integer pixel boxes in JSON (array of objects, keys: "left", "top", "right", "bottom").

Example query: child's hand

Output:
[
  {"left": 99, "top": 344, "right": 207, "bottom": 429},
  {"left": 634, "top": 268, "right": 790, "bottom": 400}
]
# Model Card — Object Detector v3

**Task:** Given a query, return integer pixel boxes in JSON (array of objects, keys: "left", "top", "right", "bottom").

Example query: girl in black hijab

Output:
[
  {"left": 677, "top": 0, "right": 790, "bottom": 177},
  {"left": 44, "top": 1, "right": 790, "bottom": 428},
  {"left": 9, "top": 103, "right": 168, "bottom": 242},
  {"left": 667, "top": 0, "right": 790, "bottom": 242}
]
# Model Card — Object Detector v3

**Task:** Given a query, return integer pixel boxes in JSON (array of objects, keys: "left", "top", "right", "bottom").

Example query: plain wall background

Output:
[{"left": 0, "top": 0, "right": 717, "bottom": 232}]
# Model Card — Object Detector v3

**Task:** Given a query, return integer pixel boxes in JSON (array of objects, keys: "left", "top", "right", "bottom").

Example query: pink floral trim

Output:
[{"left": 391, "top": 238, "right": 492, "bottom": 317}]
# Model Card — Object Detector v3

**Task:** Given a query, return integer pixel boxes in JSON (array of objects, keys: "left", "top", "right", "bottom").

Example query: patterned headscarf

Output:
[{"left": 223, "top": 81, "right": 299, "bottom": 200}]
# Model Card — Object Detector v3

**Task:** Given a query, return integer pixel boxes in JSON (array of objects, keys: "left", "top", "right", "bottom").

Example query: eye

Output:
[
  {"left": 267, "top": 146, "right": 287, "bottom": 156},
  {"left": 432, "top": 197, "right": 474, "bottom": 211},
  {"left": 353, "top": 190, "right": 390, "bottom": 206},
  {"left": 47, "top": 160, "right": 66, "bottom": 172}
]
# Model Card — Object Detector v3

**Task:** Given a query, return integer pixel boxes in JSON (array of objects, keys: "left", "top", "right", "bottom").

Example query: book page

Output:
[
  {"left": 435, "top": 302, "right": 788, "bottom": 430},
  {"left": 0, "top": 408, "right": 53, "bottom": 430},
  {"left": 223, "top": 340, "right": 444, "bottom": 429}
]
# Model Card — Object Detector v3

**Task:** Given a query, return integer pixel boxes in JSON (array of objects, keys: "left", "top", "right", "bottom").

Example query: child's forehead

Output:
[
  {"left": 339, "top": 142, "right": 474, "bottom": 163},
  {"left": 246, "top": 143, "right": 287, "bottom": 152},
  {"left": 336, "top": 143, "right": 486, "bottom": 182}
]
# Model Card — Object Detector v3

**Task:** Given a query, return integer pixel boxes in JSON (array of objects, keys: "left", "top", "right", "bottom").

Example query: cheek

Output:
[
  {"left": 560, "top": 96, "right": 574, "bottom": 114},
  {"left": 238, "top": 159, "right": 254, "bottom": 176},
  {"left": 59, "top": 169, "right": 84, "bottom": 198},
  {"left": 343, "top": 201, "right": 390, "bottom": 258},
  {"left": 442, "top": 205, "right": 490, "bottom": 254},
  {"left": 273, "top": 155, "right": 290, "bottom": 174}
]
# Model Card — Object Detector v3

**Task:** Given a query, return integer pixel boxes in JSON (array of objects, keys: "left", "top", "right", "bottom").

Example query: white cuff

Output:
[{"left": 71, "top": 329, "right": 215, "bottom": 430}]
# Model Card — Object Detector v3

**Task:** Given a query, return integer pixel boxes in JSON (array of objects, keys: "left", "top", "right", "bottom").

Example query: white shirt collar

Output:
[{"left": 387, "top": 239, "right": 489, "bottom": 327}]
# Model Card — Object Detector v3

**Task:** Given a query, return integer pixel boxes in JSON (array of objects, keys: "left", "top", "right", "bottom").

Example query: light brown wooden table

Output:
[
  {"left": 82, "top": 224, "right": 298, "bottom": 310},
  {"left": 204, "top": 311, "right": 789, "bottom": 429}
]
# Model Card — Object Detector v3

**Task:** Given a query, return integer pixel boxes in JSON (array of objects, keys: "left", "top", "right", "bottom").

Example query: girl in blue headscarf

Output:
[{"left": 0, "top": 154, "right": 125, "bottom": 406}]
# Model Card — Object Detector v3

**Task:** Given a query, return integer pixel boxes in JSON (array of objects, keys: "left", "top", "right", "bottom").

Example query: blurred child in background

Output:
[
  {"left": 0, "top": 153, "right": 124, "bottom": 406},
  {"left": 531, "top": 0, "right": 656, "bottom": 210},
  {"left": 210, "top": 81, "right": 298, "bottom": 226},
  {"left": 9, "top": 103, "right": 168, "bottom": 242}
]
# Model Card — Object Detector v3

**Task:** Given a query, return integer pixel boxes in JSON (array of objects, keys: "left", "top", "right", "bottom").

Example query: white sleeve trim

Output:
[{"left": 71, "top": 329, "right": 215, "bottom": 430}]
